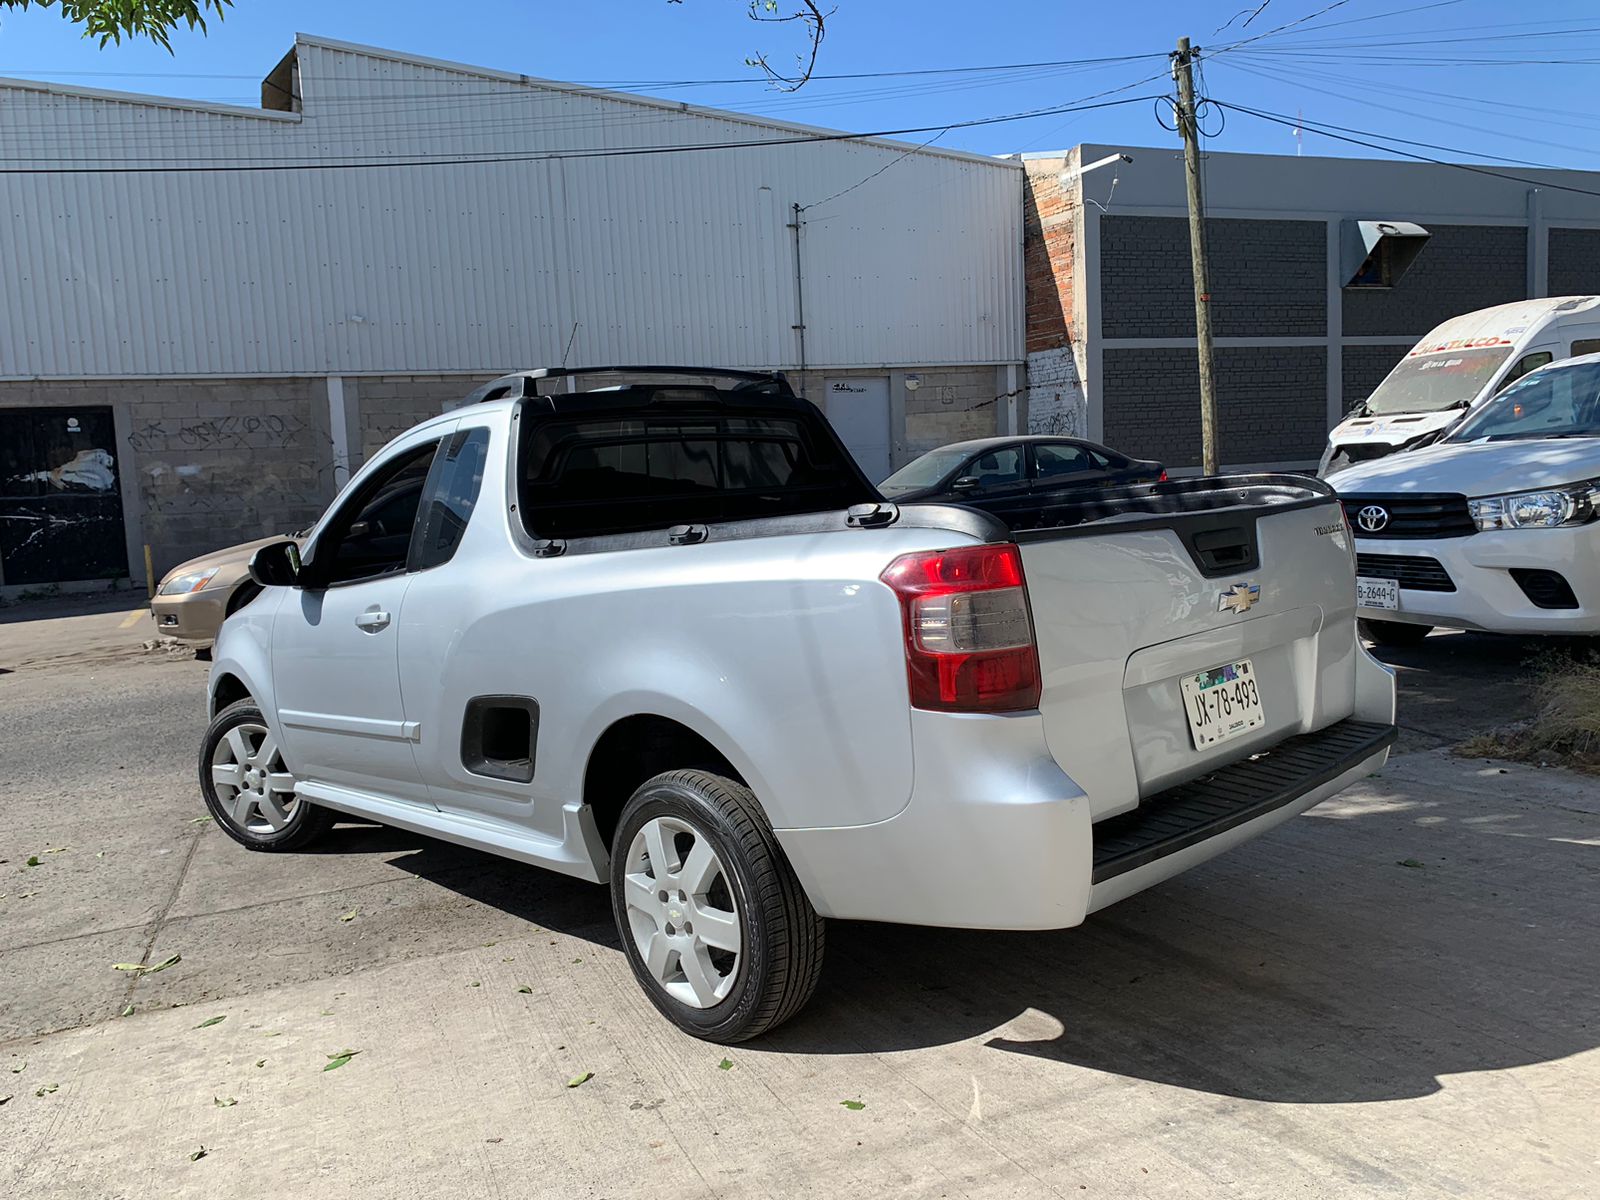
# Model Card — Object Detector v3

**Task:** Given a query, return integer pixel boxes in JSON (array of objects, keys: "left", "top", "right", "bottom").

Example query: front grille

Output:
[
  {"left": 1340, "top": 493, "right": 1476, "bottom": 539},
  {"left": 1510, "top": 568, "right": 1580, "bottom": 610},
  {"left": 1355, "top": 552, "right": 1457, "bottom": 592}
]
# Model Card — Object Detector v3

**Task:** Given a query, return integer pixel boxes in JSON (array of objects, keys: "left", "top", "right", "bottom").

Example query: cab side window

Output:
[
  {"left": 412, "top": 428, "right": 491, "bottom": 571},
  {"left": 1501, "top": 350, "right": 1554, "bottom": 389},
  {"left": 312, "top": 443, "right": 439, "bottom": 586},
  {"left": 1034, "top": 444, "right": 1093, "bottom": 480},
  {"left": 961, "top": 447, "right": 1024, "bottom": 488}
]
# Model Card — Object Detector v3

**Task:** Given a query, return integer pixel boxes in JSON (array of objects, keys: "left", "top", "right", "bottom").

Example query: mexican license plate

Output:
[
  {"left": 1181, "top": 659, "right": 1265, "bottom": 750},
  {"left": 1356, "top": 576, "right": 1400, "bottom": 610}
]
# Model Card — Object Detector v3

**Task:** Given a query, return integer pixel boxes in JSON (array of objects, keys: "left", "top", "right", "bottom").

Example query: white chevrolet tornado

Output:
[{"left": 1329, "top": 353, "right": 1600, "bottom": 642}]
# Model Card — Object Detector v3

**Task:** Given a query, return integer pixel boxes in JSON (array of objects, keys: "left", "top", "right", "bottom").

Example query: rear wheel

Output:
[
  {"left": 610, "top": 769, "right": 824, "bottom": 1043},
  {"left": 199, "top": 700, "right": 332, "bottom": 851},
  {"left": 1360, "top": 618, "right": 1433, "bottom": 646}
]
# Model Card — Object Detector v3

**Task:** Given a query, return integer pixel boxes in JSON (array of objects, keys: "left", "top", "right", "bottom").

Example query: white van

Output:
[{"left": 1320, "top": 296, "right": 1600, "bottom": 475}]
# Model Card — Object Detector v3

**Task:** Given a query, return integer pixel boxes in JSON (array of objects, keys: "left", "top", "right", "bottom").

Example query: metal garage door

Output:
[{"left": 0, "top": 407, "right": 128, "bottom": 586}]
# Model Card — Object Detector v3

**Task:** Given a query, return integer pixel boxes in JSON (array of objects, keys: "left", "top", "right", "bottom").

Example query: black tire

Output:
[
  {"left": 198, "top": 699, "right": 333, "bottom": 851},
  {"left": 1360, "top": 618, "right": 1433, "bottom": 646},
  {"left": 609, "top": 769, "right": 824, "bottom": 1043}
]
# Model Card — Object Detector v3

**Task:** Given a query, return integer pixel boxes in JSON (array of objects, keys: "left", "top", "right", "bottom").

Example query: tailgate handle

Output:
[{"left": 1192, "top": 526, "right": 1252, "bottom": 570}]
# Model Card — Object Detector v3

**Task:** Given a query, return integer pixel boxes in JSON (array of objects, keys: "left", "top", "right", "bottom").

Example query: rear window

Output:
[{"left": 518, "top": 408, "right": 868, "bottom": 538}]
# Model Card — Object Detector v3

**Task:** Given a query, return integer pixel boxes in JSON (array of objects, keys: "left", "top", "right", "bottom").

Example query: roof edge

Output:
[
  {"left": 291, "top": 33, "right": 1020, "bottom": 170},
  {"left": 0, "top": 74, "right": 300, "bottom": 122}
]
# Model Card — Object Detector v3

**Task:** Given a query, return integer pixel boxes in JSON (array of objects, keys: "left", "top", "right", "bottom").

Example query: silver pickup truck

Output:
[{"left": 203, "top": 367, "right": 1397, "bottom": 1042}]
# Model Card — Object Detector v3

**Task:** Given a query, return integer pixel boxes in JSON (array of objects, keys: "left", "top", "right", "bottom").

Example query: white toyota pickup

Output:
[{"left": 203, "top": 367, "right": 1397, "bottom": 1042}]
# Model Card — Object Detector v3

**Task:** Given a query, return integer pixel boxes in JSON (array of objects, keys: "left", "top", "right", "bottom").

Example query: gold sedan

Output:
[{"left": 150, "top": 535, "right": 304, "bottom": 643}]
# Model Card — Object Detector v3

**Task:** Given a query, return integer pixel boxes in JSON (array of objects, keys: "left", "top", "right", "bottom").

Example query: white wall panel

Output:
[{"left": 0, "top": 37, "right": 1022, "bottom": 379}]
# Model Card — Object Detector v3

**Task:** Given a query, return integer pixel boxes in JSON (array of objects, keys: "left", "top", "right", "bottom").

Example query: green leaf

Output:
[
  {"left": 338, "top": 909, "right": 357, "bottom": 922},
  {"left": 25, "top": 856, "right": 39, "bottom": 867},
  {"left": 36, "top": 1083, "right": 58, "bottom": 1097},
  {"left": 214, "top": 1096, "right": 237, "bottom": 1108},
  {"left": 120, "top": 1005, "right": 134, "bottom": 1017},
  {"left": 191, "top": 816, "right": 214, "bottom": 824},
  {"left": 195, "top": 1015, "right": 226, "bottom": 1029},
  {"left": 840, "top": 1100, "right": 866, "bottom": 1111},
  {"left": 43, "top": 847, "right": 68, "bottom": 854},
  {"left": 189, "top": 1146, "right": 208, "bottom": 1162},
  {"left": 469, "top": 981, "right": 481, "bottom": 988},
  {"left": 717, "top": 1058, "right": 734, "bottom": 1071},
  {"left": 1398, "top": 858, "right": 1425, "bottom": 869},
  {"left": 255, "top": 1059, "right": 266, "bottom": 1068},
  {"left": 147, "top": 954, "right": 181, "bottom": 973},
  {"left": 566, "top": 1071, "right": 593, "bottom": 1089},
  {"left": 323, "top": 1050, "right": 361, "bottom": 1072},
  {"left": 8, "top": 1062, "right": 22, "bottom": 1074},
  {"left": 516, "top": 985, "right": 532, "bottom": 994}
]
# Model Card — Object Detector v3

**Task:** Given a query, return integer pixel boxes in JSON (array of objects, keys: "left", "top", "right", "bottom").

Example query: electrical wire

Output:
[
  {"left": 1215, "top": 98, "right": 1600, "bottom": 200},
  {"left": 0, "top": 92, "right": 1163, "bottom": 174}
]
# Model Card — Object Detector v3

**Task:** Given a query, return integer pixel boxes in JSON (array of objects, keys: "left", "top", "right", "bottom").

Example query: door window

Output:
[
  {"left": 960, "top": 447, "right": 1024, "bottom": 489},
  {"left": 311, "top": 443, "right": 439, "bottom": 586},
  {"left": 1033, "top": 443, "right": 1095, "bottom": 480},
  {"left": 1500, "top": 350, "right": 1555, "bottom": 390},
  {"left": 412, "top": 428, "right": 491, "bottom": 571}
]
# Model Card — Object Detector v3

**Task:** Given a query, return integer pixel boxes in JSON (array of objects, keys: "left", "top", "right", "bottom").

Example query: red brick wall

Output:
[{"left": 1024, "top": 160, "right": 1080, "bottom": 355}]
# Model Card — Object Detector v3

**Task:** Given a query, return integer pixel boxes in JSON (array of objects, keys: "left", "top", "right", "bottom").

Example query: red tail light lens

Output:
[
  {"left": 879, "top": 543, "right": 1042, "bottom": 713},
  {"left": 1158, "top": 470, "right": 1169, "bottom": 482}
]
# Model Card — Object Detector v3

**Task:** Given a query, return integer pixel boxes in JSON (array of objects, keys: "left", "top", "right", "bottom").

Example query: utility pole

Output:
[{"left": 1172, "top": 37, "right": 1219, "bottom": 475}]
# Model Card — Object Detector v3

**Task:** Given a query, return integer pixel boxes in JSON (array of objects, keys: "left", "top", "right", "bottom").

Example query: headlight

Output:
[
  {"left": 1468, "top": 481, "right": 1600, "bottom": 531},
  {"left": 158, "top": 567, "right": 220, "bottom": 595}
]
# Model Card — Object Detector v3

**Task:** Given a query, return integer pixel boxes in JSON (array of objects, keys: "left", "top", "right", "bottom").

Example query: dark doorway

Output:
[{"left": 0, "top": 407, "right": 129, "bottom": 585}]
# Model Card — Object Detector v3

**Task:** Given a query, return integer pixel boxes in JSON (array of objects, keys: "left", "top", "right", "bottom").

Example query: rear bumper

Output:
[
  {"left": 778, "top": 649, "right": 1397, "bottom": 930},
  {"left": 1354, "top": 526, "right": 1600, "bottom": 634}
]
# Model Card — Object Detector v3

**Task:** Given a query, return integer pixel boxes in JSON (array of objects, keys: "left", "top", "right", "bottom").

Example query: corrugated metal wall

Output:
[{"left": 0, "top": 38, "right": 1023, "bottom": 379}]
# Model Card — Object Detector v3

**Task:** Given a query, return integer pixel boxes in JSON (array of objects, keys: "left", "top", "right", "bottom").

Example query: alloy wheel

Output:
[
  {"left": 622, "top": 816, "right": 743, "bottom": 1009},
  {"left": 210, "top": 722, "right": 300, "bottom": 835}
]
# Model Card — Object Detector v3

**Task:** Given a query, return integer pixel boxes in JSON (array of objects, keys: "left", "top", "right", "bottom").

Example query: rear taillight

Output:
[
  {"left": 1158, "top": 470, "right": 1169, "bottom": 482},
  {"left": 879, "top": 543, "right": 1042, "bottom": 713}
]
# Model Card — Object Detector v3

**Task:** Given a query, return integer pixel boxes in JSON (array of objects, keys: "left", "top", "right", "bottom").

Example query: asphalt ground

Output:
[{"left": 0, "top": 603, "right": 1595, "bottom": 1198}]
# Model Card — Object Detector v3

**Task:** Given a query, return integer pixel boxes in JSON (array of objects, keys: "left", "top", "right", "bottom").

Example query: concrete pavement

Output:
[{"left": 1, "top": 616, "right": 1596, "bottom": 1198}]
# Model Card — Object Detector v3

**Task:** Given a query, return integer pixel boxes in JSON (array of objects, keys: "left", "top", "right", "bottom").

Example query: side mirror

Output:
[
  {"left": 248, "top": 540, "right": 303, "bottom": 589},
  {"left": 950, "top": 476, "right": 981, "bottom": 493}
]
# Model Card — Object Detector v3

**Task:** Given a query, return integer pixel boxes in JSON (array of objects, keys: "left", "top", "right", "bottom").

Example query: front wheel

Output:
[
  {"left": 610, "top": 770, "right": 824, "bottom": 1043},
  {"left": 199, "top": 700, "right": 333, "bottom": 851},
  {"left": 1360, "top": 618, "right": 1434, "bottom": 646}
]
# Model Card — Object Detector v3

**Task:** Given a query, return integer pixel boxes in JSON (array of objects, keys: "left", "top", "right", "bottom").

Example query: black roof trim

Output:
[{"left": 477, "top": 365, "right": 795, "bottom": 403}]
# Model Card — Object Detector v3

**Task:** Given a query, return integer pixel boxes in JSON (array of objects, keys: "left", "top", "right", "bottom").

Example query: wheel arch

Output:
[
  {"left": 582, "top": 712, "right": 748, "bottom": 851},
  {"left": 209, "top": 671, "right": 253, "bottom": 717}
]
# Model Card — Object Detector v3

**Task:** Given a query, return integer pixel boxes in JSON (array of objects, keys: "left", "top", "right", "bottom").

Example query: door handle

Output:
[{"left": 354, "top": 608, "right": 391, "bottom": 632}]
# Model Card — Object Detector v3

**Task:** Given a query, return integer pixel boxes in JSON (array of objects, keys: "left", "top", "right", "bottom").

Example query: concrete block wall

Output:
[
  {"left": 1099, "top": 216, "right": 1327, "bottom": 338},
  {"left": 1343, "top": 224, "right": 1525, "bottom": 337},
  {"left": 1342, "top": 344, "right": 1408, "bottom": 410},
  {"left": 0, "top": 378, "right": 332, "bottom": 580},
  {"left": 354, "top": 374, "right": 497, "bottom": 461},
  {"left": 1101, "top": 346, "right": 1328, "bottom": 468},
  {"left": 1547, "top": 228, "right": 1600, "bottom": 297}
]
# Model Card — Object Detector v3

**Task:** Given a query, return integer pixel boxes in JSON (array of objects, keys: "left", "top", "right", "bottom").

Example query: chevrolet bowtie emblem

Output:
[{"left": 1217, "top": 582, "right": 1261, "bottom": 615}]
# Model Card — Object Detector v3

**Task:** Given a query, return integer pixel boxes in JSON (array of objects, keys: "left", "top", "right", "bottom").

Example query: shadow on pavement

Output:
[{"left": 345, "top": 798, "right": 1596, "bottom": 1107}]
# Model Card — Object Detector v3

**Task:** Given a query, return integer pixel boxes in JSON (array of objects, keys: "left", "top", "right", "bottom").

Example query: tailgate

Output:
[{"left": 1013, "top": 479, "right": 1358, "bottom": 821}]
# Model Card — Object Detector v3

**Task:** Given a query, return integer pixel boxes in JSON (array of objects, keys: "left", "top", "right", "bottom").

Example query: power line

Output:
[
  {"left": 1215, "top": 99, "right": 1600, "bottom": 200},
  {"left": 0, "top": 93, "right": 1162, "bottom": 175}
]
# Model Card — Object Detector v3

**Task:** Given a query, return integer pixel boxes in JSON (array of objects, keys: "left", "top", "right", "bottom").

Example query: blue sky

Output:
[{"left": 1, "top": 0, "right": 1598, "bottom": 169}]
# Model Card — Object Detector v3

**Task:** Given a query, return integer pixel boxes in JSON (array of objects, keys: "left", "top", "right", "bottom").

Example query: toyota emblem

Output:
[{"left": 1356, "top": 505, "right": 1390, "bottom": 533}]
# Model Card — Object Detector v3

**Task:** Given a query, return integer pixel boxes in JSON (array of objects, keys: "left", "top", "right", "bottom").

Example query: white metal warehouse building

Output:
[{"left": 0, "top": 34, "right": 1024, "bottom": 591}]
